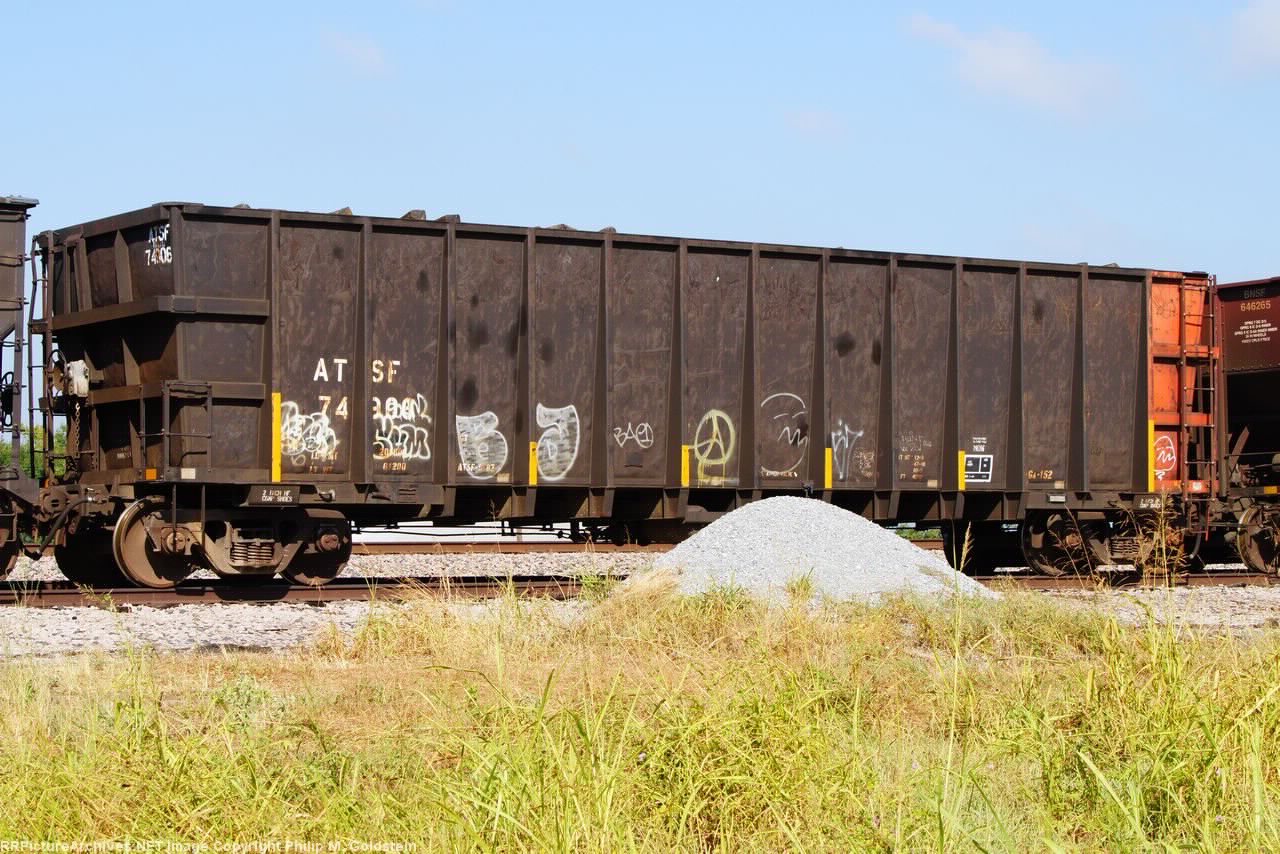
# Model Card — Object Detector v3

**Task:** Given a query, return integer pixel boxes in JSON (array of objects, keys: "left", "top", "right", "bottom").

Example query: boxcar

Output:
[{"left": 15, "top": 201, "right": 1217, "bottom": 585}]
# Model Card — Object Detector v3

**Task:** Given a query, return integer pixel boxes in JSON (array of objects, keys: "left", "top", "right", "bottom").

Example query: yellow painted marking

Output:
[
  {"left": 271, "top": 392, "right": 282, "bottom": 482},
  {"left": 529, "top": 442, "right": 538, "bottom": 486},
  {"left": 144, "top": 467, "right": 157, "bottom": 481},
  {"left": 1265, "top": 486, "right": 1279, "bottom": 495},
  {"left": 1147, "top": 419, "right": 1155, "bottom": 493},
  {"left": 957, "top": 451, "right": 966, "bottom": 491},
  {"left": 681, "top": 444, "right": 691, "bottom": 487},
  {"left": 824, "top": 447, "right": 833, "bottom": 490}
]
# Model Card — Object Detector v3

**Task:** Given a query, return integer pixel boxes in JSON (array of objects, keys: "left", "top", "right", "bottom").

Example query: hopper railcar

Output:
[
  {"left": 1217, "top": 276, "right": 1280, "bottom": 574},
  {"left": 0, "top": 198, "right": 1249, "bottom": 586}
]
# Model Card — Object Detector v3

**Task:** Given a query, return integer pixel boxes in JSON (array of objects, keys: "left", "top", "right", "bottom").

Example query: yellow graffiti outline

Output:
[{"left": 692, "top": 409, "right": 736, "bottom": 483}]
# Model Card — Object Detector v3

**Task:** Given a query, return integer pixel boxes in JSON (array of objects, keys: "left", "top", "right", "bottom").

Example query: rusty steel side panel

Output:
[
  {"left": 365, "top": 228, "right": 443, "bottom": 482},
  {"left": 40, "top": 200, "right": 1198, "bottom": 528},
  {"left": 184, "top": 317, "right": 263, "bottom": 471},
  {"left": 1083, "top": 273, "right": 1144, "bottom": 489},
  {"left": 179, "top": 214, "right": 270, "bottom": 473},
  {"left": 0, "top": 199, "right": 35, "bottom": 340},
  {"left": 276, "top": 222, "right": 360, "bottom": 477},
  {"left": 452, "top": 233, "right": 523, "bottom": 484},
  {"left": 754, "top": 254, "right": 819, "bottom": 486},
  {"left": 184, "top": 217, "right": 269, "bottom": 299},
  {"left": 531, "top": 238, "right": 600, "bottom": 485},
  {"left": 1021, "top": 271, "right": 1079, "bottom": 488},
  {"left": 824, "top": 258, "right": 885, "bottom": 488},
  {"left": 683, "top": 248, "right": 749, "bottom": 488},
  {"left": 957, "top": 266, "right": 1016, "bottom": 491},
  {"left": 607, "top": 243, "right": 675, "bottom": 484},
  {"left": 85, "top": 233, "right": 118, "bottom": 307},
  {"left": 1219, "top": 278, "right": 1280, "bottom": 372},
  {"left": 892, "top": 263, "right": 951, "bottom": 487}
]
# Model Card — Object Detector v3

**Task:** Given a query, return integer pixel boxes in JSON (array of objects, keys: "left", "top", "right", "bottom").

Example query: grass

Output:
[{"left": 2, "top": 578, "right": 1280, "bottom": 850}]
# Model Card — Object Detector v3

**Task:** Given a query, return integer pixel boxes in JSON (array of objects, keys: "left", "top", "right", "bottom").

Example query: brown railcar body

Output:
[{"left": 0, "top": 199, "right": 1256, "bottom": 584}]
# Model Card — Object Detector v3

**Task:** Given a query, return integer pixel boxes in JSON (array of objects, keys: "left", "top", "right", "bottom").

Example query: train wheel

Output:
[
  {"left": 1020, "top": 511, "right": 1106, "bottom": 576},
  {"left": 281, "top": 517, "right": 352, "bottom": 588},
  {"left": 1237, "top": 506, "right": 1280, "bottom": 575},
  {"left": 111, "top": 500, "right": 194, "bottom": 589},
  {"left": 55, "top": 531, "right": 130, "bottom": 586},
  {"left": 281, "top": 551, "right": 348, "bottom": 587}
]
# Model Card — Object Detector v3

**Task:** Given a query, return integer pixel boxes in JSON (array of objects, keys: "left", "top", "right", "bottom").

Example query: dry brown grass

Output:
[{"left": 0, "top": 582, "right": 1278, "bottom": 850}]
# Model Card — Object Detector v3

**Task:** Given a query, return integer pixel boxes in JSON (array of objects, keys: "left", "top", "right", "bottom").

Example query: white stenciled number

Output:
[{"left": 144, "top": 224, "right": 172, "bottom": 266}]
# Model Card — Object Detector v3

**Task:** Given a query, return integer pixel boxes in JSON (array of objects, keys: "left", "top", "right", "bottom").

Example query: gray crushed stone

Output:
[
  {"left": 0, "top": 551, "right": 638, "bottom": 658},
  {"left": 0, "top": 598, "right": 591, "bottom": 658},
  {"left": 7, "top": 551, "right": 650, "bottom": 583},
  {"left": 1049, "top": 586, "right": 1280, "bottom": 633},
  {"left": 653, "top": 496, "right": 994, "bottom": 603}
]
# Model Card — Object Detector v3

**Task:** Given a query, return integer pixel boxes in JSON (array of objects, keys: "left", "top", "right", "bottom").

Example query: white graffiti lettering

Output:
[
  {"left": 760, "top": 392, "right": 808, "bottom": 476},
  {"left": 456, "top": 411, "right": 508, "bottom": 479},
  {"left": 536, "top": 403, "right": 581, "bottom": 481},
  {"left": 1154, "top": 434, "right": 1177, "bottom": 480},
  {"left": 280, "top": 401, "right": 339, "bottom": 466},
  {"left": 373, "top": 393, "right": 432, "bottom": 464},
  {"left": 612, "top": 421, "right": 654, "bottom": 449},
  {"left": 830, "top": 419, "right": 865, "bottom": 482}
]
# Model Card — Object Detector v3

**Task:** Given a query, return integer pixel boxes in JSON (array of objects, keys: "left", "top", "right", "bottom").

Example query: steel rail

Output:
[
  {"left": 350, "top": 538, "right": 947, "bottom": 555},
  {"left": 1, "top": 566, "right": 1273, "bottom": 609},
  {"left": 352, "top": 541, "right": 676, "bottom": 555},
  {"left": 971, "top": 571, "right": 1274, "bottom": 591},
  {"left": 0, "top": 574, "right": 595, "bottom": 609}
]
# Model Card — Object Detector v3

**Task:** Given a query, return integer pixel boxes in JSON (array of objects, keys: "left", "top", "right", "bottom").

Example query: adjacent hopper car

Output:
[{"left": 0, "top": 197, "right": 1272, "bottom": 586}]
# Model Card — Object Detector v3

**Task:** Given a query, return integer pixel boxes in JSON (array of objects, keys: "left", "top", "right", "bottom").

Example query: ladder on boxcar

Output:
[{"left": 1176, "top": 274, "right": 1218, "bottom": 536}]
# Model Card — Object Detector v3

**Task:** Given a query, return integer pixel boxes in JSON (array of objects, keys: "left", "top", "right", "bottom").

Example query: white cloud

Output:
[
  {"left": 1230, "top": 0, "right": 1280, "bottom": 70},
  {"left": 907, "top": 13, "right": 1118, "bottom": 116},
  {"left": 783, "top": 109, "right": 849, "bottom": 142},
  {"left": 325, "top": 33, "right": 390, "bottom": 76}
]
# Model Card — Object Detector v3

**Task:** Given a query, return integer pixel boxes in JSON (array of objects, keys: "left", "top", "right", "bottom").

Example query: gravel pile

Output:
[{"left": 654, "top": 496, "right": 993, "bottom": 604}]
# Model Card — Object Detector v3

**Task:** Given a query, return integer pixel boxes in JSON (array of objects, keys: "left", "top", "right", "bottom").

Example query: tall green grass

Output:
[{"left": 1, "top": 579, "right": 1278, "bottom": 851}]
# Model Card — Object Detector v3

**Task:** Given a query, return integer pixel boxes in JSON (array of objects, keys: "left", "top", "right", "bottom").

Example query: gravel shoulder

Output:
[
  {"left": 1047, "top": 585, "right": 1280, "bottom": 632},
  {"left": 7, "top": 551, "right": 653, "bottom": 583},
  {"left": 4, "top": 547, "right": 1280, "bottom": 658},
  {"left": 0, "top": 552, "right": 638, "bottom": 657}
]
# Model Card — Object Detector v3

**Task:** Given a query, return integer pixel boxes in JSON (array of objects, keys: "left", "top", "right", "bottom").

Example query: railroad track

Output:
[
  {"left": 351, "top": 538, "right": 947, "bottom": 555},
  {"left": 971, "top": 571, "right": 1275, "bottom": 591},
  {"left": 0, "top": 574, "right": 594, "bottom": 609},
  {"left": 3, "top": 567, "right": 1269, "bottom": 610},
  {"left": 352, "top": 541, "right": 677, "bottom": 555},
  {"left": 10, "top": 538, "right": 1264, "bottom": 609}
]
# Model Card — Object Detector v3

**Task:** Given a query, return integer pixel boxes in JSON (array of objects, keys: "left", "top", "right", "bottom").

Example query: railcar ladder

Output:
[
  {"left": 25, "top": 235, "right": 63, "bottom": 483},
  {"left": 1178, "top": 274, "right": 1217, "bottom": 533}
]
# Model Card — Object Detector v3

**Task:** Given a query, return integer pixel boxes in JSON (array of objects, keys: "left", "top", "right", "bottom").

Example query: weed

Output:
[{"left": 0, "top": 589, "right": 1276, "bottom": 850}]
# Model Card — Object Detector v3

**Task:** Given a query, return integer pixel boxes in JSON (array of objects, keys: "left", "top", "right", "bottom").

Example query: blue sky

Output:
[{"left": 5, "top": 0, "right": 1278, "bottom": 280}]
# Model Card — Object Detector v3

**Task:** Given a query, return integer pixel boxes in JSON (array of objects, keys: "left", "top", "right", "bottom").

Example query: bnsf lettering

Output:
[{"left": 1242, "top": 287, "right": 1268, "bottom": 300}]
